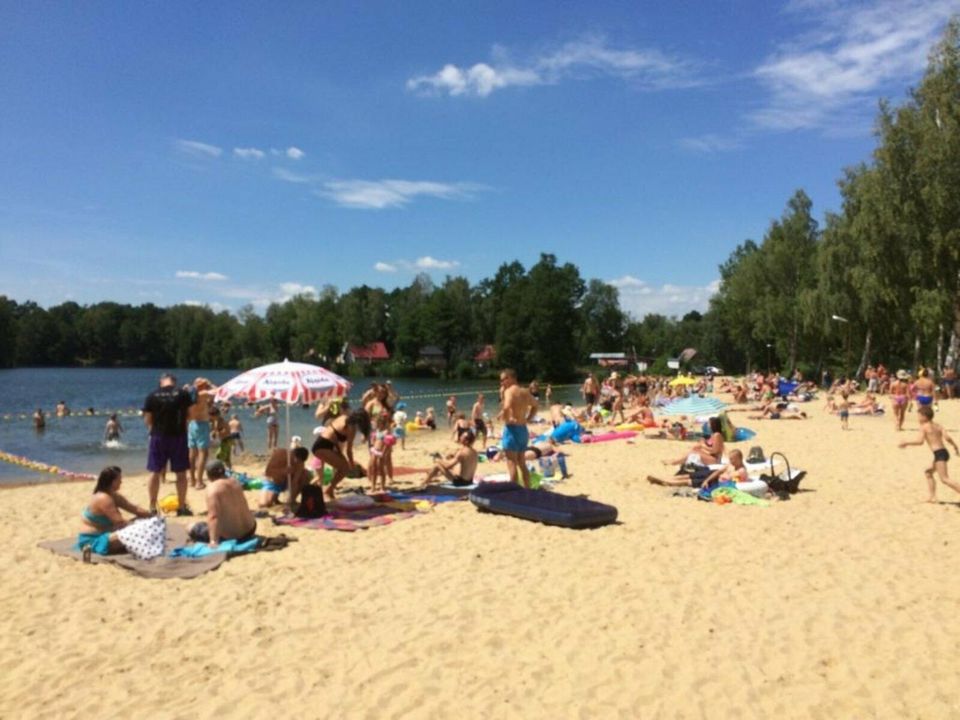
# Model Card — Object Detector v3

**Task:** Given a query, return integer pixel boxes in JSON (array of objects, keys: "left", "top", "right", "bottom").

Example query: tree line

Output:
[
  {"left": 2, "top": 22, "right": 958, "bottom": 381},
  {"left": 705, "top": 21, "right": 960, "bottom": 379}
]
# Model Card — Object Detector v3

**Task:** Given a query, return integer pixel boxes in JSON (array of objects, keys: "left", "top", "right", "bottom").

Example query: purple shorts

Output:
[{"left": 147, "top": 434, "right": 189, "bottom": 473}]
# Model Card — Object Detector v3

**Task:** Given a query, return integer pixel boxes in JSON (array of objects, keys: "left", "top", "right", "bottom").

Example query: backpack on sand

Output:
[{"left": 296, "top": 484, "right": 327, "bottom": 519}]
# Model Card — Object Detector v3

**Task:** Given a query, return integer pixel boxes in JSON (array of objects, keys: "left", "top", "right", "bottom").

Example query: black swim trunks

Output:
[
  {"left": 585, "top": 392, "right": 597, "bottom": 405},
  {"left": 312, "top": 436, "right": 339, "bottom": 453},
  {"left": 451, "top": 476, "right": 473, "bottom": 487},
  {"left": 474, "top": 418, "right": 487, "bottom": 435},
  {"left": 934, "top": 448, "right": 950, "bottom": 463}
]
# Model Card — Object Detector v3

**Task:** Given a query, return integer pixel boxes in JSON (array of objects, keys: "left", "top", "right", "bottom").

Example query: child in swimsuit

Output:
[{"left": 898, "top": 405, "right": 960, "bottom": 502}]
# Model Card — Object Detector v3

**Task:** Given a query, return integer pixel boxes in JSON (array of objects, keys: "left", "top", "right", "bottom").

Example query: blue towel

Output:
[{"left": 169, "top": 537, "right": 261, "bottom": 558}]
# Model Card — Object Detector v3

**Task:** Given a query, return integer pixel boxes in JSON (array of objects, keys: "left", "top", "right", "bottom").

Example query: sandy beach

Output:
[{"left": 2, "top": 393, "right": 960, "bottom": 719}]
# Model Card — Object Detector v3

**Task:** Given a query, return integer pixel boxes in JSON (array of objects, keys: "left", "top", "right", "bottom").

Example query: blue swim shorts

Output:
[
  {"left": 916, "top": 395, "right": 933, "bottom": 407},
  {"left": 187, "top": 420, "right": 211, "bottom": 449},
  {"left": 501, "top": 424, "right": 529, "bottom": 453}
]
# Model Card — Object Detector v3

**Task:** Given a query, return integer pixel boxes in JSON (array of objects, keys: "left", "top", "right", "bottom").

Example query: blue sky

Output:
[{"left": 1, "top": 0, "right": 958, "bottom": 319}]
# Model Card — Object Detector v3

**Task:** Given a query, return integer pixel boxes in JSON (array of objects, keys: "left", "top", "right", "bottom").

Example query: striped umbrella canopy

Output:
[
  {"left": 660, "top": 396, "right": 727, "bottom": 416},
  {"left": 214, "top": 359, "right": 351, "bottom": 405}
]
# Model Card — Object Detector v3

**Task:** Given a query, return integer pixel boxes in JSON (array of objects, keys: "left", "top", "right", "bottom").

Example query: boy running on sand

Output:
[{"left": 898, "top": 406, "right": 960, "bottom": 502}]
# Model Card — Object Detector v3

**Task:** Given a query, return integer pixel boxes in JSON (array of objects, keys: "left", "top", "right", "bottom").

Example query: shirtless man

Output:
[
  {"left": 445, "top": 395, "right": 457, "bottom": 428},
  {"left": 647, "top": 449, "right": 748, "bottom": 488},
  {"left": 471, "top": 393, "right": 487, "bottom": 446},
  {"left": 898, "top": 406, "right": 960, "bottom": 502},
  {"left": 186, "top": 378, "right": 217, "bottom": 489},
  {"left": 499, "top": 369, "right": 539, "bottom": 488},
  {"left": 260, "top": 447, "right": 311, "bottom": 509},
  {"left": 425, "top": 429, "right": 478, "bottom": 487},
  {"left": 189, "top": 461, "right": 257, "bottom": 546},
  {"left": 582, "top": 374, "right": 599, "bottom": 410}
]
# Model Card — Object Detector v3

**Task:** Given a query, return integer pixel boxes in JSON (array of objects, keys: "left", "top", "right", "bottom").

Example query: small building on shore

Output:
[
  {"left": 342, "top": 342, "right": 390, "bottom": 365},
  {"left": 474, "top": 344, "right": 496, "bottom": 369}
]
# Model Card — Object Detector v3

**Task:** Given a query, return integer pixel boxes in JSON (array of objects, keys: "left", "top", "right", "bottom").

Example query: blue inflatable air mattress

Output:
[{"left": 469, "top": 482, "right": 618, "bottom": 528}]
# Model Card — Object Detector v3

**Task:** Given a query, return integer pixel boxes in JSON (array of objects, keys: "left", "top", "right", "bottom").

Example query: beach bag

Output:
[
  {"left": 116, "top": 516, "right": 167, "bottom": 560},
  {"left": 747, "top": 446, "right": 765, "bottom": 464},
  {"left": 296, "top": 484, "right": 327, "bottom": 519}
]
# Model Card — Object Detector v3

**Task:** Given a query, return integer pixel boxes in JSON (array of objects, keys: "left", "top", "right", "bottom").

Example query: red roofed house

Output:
[
  {"left": 474, "top": 344, "right": 496, "bottom": 368},
  {"left": 343, "top": 342, "right": 390, "bottom": 365}
]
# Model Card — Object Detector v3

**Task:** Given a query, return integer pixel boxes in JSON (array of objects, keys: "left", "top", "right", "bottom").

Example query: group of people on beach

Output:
[{"left": 73, "top": 359, "right": 960, "bottom": 557}]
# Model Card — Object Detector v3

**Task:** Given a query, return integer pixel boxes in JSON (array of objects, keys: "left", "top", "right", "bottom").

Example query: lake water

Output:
[{"left": 0, "top": 368, "right": 579, "bottom": 486}]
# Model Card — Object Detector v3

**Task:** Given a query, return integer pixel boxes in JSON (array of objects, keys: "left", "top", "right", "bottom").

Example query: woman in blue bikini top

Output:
[{"left": 78, "top": 466, "right": 151, "bottom": 555}]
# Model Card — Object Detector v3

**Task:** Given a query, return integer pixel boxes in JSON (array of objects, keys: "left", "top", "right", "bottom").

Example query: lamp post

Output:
[
  {"left": 831, "top": 314, "right": 850, "bottom": 378},
  {"left": 765, "top": 343, "right": 772, "bottom": 374}
]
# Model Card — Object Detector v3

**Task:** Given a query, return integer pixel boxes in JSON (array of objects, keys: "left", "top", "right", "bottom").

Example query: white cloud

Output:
[
  {"left": 175, "top": 270, "right": 228, "bottom": 281},
  {"left": 678, "top": 134, "right": 743, "bottom": 153},
  {"left": 610, "top": 276, "right": 720, "bottom": 319},
  {"left": 752, "top": 0, "right": 958, "bottom": 130},
  {"left": 319, "top": 179, "right": 480, "bottom": 209},
  {"left": 175, "top": 139, "right": 223, "bottom": 158},
  {"left": 272, "top": 167, "right": 314, "bottom": 184},
  {"left": 374, "top": 262, "right": 398, "bottom": 272},
  {"left": 234, "top": 147, "right": 265, "bottom": 160},
  {"left": 407, "top": 35, "right": 697, "bottom": 97},
  {"left": 183, "top": 300, "right": 230, "bottom": 313},
  {"left": 414, "top": 256, "right": 459, "bottom": 270},
  {"left": 278, "top": 282, "right": 317, "bottom": 300},
  {"left": 286, "top": 146, "right": 305, "bottom": 160}
]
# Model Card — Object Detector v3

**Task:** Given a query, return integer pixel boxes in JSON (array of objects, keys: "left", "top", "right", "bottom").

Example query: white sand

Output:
[{"left": 2, "top": 396, "right": 960, "bottom": 718}]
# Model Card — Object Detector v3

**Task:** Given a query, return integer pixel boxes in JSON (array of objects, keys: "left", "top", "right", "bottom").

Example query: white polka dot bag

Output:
[{"left": 116, "top": 516, "right": 167, "bottom": 560}]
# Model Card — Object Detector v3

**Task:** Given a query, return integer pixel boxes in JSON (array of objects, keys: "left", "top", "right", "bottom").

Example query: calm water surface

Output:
[{"left": 0, "top": 368, "right": 578, "bottom": 485}]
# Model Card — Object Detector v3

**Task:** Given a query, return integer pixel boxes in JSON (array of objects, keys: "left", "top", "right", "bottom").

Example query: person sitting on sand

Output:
[
  {"left": 425, "top": 429, "right": 478, "bottom": 487},
  {"left": 189, "top": 461, "right": 257, "bottom": 546},
  {"left": 311, "top": 409, "right": 372, "bottom": 500},
  {"left": 76, "top": 466, "right": 152, "bottom": 556},
  {"left": 648, "top": 449, "right": 747, "bottom": 489},
  {"left": 260, "top": 447, "right": 312, "bottom": 509},
  {"left": 898, "top": 406, "right": 960, "bottom": 502},
  {"left": 664, "top": 416, "right": 725, "bottom": 467}
]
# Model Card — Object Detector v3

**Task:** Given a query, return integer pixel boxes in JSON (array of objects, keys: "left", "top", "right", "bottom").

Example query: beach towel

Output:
[
  {"left": 39, "top": 524, "right": 227, "bottom": 579},
  {"left": 169, "top": 536, "right": 262, "bottom": 558},
  {"left": 273, "top": 496, "right": 433, "bottom": 532}
]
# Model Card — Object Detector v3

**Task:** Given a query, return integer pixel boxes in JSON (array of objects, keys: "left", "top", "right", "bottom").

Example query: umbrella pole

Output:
[{"left": 285, "top": 402, "right": 292, "bottom": 508}]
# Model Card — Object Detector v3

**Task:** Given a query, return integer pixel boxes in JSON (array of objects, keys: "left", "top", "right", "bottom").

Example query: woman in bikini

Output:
[
  {"left": 76, "top": 466, "right": 151, "bottom": 557},
  {"left": 664, "top": 416, "right": 725, "bottom": 467},
  {"left": 890, "top": 372, "right": 909, "bottom": 431},
  {"left": 311, "top": 409, "right": 372, "bottom": 500}
]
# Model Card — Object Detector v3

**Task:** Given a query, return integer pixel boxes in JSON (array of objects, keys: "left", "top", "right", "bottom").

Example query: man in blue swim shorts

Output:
[{"left": 499, "top": 369, "right": 539, "bottom": 488}]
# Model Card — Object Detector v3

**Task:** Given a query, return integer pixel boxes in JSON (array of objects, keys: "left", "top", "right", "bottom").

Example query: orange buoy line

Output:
[{"left": 0, "top": 450, "right": 96, "bottom": 482}]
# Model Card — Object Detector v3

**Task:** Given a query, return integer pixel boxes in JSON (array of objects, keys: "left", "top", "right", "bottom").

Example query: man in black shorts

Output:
[{"left": 143, "top": 373, "right": 195, "bottom": 515}]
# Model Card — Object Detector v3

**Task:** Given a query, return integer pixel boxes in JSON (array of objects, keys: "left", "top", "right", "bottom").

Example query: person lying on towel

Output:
[
  {"left": 188, "top": 461, "right": 257, "bottom": 547},
  {"left": 76, "top": 466, "right": 152, "bottom": 555},
  {"left": 425, "top": 429, "right": 479, "bottom": 487},
  {"left": 646, "top": 449, "right": 748, "bottom": 489}
]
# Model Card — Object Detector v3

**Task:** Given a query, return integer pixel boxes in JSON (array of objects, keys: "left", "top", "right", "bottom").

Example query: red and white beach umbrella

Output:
[
  {"left": 214, "top": 359, "right": 351, "bottom": 405},
  {"left": 215, "top": 360, "right": 352, "bottom": 462}
]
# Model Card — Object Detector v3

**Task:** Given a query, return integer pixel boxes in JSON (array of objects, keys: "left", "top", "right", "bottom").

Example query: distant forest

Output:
[{"left": 2, "top": 22, "right": 959, "bottom": 381}]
